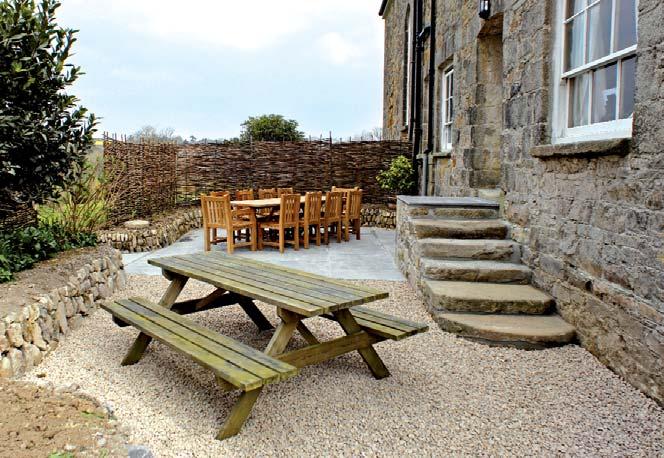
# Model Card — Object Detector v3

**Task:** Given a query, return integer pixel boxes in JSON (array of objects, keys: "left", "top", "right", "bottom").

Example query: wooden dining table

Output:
[{"left": 230, "top": 195, "right": 325, "bottom": 210}]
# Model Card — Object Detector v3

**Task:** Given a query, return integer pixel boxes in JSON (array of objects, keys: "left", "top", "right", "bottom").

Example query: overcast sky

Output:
[{"left": 57, "top": 1, "right": 385, "bottom": 140}]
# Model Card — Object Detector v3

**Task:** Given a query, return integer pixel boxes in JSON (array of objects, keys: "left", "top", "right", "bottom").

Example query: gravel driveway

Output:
[{"left": 23, "top": 275, "right": 664, "bottom": 457}]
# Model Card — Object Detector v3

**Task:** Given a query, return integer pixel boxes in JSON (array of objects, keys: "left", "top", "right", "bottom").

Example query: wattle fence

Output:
[{"left": 104, "top": 136, "right": 409, "bottom": 222}]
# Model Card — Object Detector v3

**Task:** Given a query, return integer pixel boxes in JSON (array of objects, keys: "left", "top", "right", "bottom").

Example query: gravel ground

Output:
[{"left": 22, "top": 275, "right": 664, "bottom": 457}]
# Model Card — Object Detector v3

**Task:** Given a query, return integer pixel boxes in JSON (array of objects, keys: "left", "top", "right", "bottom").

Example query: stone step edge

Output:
[{"left": 423, "top": 280, "right": 554, "bottom": 315}]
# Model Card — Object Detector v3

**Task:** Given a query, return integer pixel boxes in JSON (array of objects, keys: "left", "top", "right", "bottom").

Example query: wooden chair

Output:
[
  {"left": 257, "top": 194, "right": 300, "bottom": 253},
  {"left": 322, "top": 191, "right": 343, "bottom": 244},
  {"left": 277, "top": 187, "right": 294, "bottom": 197},
  {"left": 204, "top": 192, "right": 229, "bottom": 243},
  {"left": 258, "top": 188, "right": 277, "bottom": 199},
  {"left": 201, "top": 194, "right": 256, "bottom": 254},
  {"left": 342, "top": 189, "right": 363, "bottom": 241},
  {"left": 299, "top": 191, "right": 323, "bottom": 248},
  {"left": 234, "top": 189, "right": 255, "bottom": 240}
]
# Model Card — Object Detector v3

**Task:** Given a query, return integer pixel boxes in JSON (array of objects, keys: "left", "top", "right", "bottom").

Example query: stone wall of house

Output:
[
  {"left": 0, "top": 246, "right": 125, "bottom": 378},
  {"left": 382, "top": 0, "right": 410, "bottom": 141},
  {"left": 98, "top": 207, "right": 202, "bottom": 253},
  {"left": 382, "top": 0, "right": 664, "bottom": 404}
]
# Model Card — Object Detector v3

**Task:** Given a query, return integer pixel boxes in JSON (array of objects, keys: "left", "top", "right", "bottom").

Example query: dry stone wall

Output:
[
  {"left": 0, "top": 246, "right": 125, "bottom": 378},
  {"left": 98, "top": 207, "right": 202, "bottom": 253}
]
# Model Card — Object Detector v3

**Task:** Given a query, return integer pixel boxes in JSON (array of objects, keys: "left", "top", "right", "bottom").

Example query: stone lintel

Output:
[
  {"left": 531, "top": 138, "right": 631, "bottom": 159},
  {"left": 397, "top": 195, "right": 499, "bottom": 208}
]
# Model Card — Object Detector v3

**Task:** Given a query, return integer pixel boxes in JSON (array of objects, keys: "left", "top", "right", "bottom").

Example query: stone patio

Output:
[{"left": 123, "top": 227, "right": 403, "bottom": 281}]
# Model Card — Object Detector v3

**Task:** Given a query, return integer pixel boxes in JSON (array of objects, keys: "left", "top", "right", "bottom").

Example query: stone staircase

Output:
[{"left": 396, "top": 196, "right": 575, "bottom": 349}]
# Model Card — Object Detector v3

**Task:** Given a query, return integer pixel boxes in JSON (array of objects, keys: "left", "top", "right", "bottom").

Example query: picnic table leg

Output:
[
  {"left": 237, "top": 297, "right": 274, "bottom": 331},
  {"left": 333, "top": 309, "right": 390, "bottom": 379},
  {"left": 121, "top": 274, "right": 188, "bottom": 366},
  {"left": 296, "top": 321, "right": 320, "bottom": 345},
  {"left": 217, "top": 388, "right": 262, "bottom": 440},
  {"left": 217, "top": 309, "right": 300, "bottom": 440},
  {"left": 265, "top": 309, "right": 300, "bottom": 356}
]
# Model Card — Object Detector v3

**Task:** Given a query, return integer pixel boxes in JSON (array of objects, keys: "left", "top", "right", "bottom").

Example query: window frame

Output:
[
  {"left": 440, "top": 66, "right": 454, "bottom": 151},
  {"left": 403, "top": 5, "right": 413, "bottom": 128},
  {"left": 552, "top": 0, "right": 637, "bottom": 144}
]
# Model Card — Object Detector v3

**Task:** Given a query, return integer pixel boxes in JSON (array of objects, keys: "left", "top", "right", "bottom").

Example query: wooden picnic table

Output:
[{"left": 102, "top": 252, "right": 428, "bottom": 440}]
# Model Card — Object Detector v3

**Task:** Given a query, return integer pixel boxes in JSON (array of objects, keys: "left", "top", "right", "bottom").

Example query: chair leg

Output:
[
  {"left": 227, "top": 225, "right": 235, "bottom": 254},
  {"left": 316, "top": 225, "right": 321, "bottom": 246},
  {"left": 279, "top": 228, "right": 285, "bottom": 253},
  {"left": 303, "top": 224, "right": 310, "bottom": 249},
  {"left": 355, "top": 219, "right": 361, "bottom": 240},
  {"left": 204, "top": 227, "right": 211, "bottom": 251},
  {"left": 336, "top": 221, "right": 342, "bottom": 243},
  {"left": 250, "top": 226, "right": 257, "bottom": 251},
  {"left": 344, "top": 220, "right": 350, "bottom": 242},
  {"left": 294, "top": 224, "right": 299, "bottom": 251}
]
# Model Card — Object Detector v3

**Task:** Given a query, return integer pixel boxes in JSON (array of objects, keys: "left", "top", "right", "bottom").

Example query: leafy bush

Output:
[
  {"left": 0, "top": 0, "right": 97, "bottom": 217},
  {"left": 376, "top": 155, "right": 416, "bottom": 195},
  {"left": 0, "top": 223, "right": 96, "bottom": 283},
  {"left": 37, "top": 157, "right": 123, "bottom": 234},
  {"left": 240, "top": 114, "right": 305, "bottom": 142}
]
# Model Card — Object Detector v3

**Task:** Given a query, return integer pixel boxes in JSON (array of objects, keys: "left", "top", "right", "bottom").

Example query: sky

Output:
[{"left": 56, "top": 1, "right": 385, "bottom": 140}]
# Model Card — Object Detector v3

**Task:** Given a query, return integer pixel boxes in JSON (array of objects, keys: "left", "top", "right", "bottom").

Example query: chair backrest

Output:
[
  {"left": 278, "top": 187, "right": 294, "bottom": 197},
  {"left": 210, "top": 191, "right": 230, "bottom": 198},
  {"left": 201, "top": 194, "right": 231, "bottom": 228},
  {"left": 348, "top": 189, "right": 363, "bottom": 219},
  {"left": 280, "top": 194, "right": 300, "bottom": 226},
  {"left": 331, "top": 186, "right": 358, "bottom": 193},
  {"left": 304, "top": 191, "right": 323, "bottom": 223},
  {"left": 324, "top": 191, "right": 342, "bottom": 220},
  {"left": 258, "top": 188, "right": 277, "bottom": 199},
  {"left": 236, "top": 189, "right": 254, "bottom": 201}
]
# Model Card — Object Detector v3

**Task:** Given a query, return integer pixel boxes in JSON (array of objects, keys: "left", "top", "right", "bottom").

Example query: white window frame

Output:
[
  {"left": 440, "top": 67, "right": 454, "bottom": 151},
  {"left": 551, "top": 0, "right": 637, "bottom": 144}
]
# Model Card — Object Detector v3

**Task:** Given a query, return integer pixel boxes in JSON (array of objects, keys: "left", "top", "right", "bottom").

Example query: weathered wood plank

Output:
[
  {"left": 205, "top": 252, "right": 387, "bottom": 298},
  {"left": 351, "top": 306, "right": 430, "bottom": 332},
  {"left": 265, "top": 310, "right": 300, "bottom": 356},
  {"left": 129, "top": 298, "right": 296, "bottom": 376},
  {"left": 104, "top": 301, "right": 265, "bottom": 390},
  {"left": 120, "top": 275, "right": 188, "bottom": 364},
  {"left": 179, "top": 256, "right": 345, "bottom": 307},
  {"left": 278, "top": 331, "right": 383, "bottom": 368},
  {"left": 148, "top": 257, "right": 323, "bottom": 317},
  {"left": 199, "top": 255, "right": 365, "bottom": 303}
]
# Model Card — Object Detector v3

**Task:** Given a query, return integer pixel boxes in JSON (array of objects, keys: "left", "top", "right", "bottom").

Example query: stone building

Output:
[{"left": 380, "top": 0, "right": 663, "bottom": 404}]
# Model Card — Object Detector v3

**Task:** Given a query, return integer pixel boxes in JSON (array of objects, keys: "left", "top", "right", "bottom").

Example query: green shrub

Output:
[
  {"left": 0, "top": 223, "right": 97, "bottom": 283},
  {"left": 37, "top": 157, "right": 122, "bottom": 234},
  {"left": 0, "top": 0, "right": 97, "bottom": 217},
  {"left": 376, "top": 155, "right": 416, "bottom": 195},
  {"left": 240, "top": 114, "right": 305, "bottom": 142}
]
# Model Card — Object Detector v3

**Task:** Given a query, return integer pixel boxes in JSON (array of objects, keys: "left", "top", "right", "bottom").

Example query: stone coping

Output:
[
  {"left": 530, "top": 138, "right": 631, "bottom": 159},
  {"left": 397, "top": 195, "right": 499, "bottom": 208},
  {"left": 0, "top": 246, "right": 125, "bottom": 378}
]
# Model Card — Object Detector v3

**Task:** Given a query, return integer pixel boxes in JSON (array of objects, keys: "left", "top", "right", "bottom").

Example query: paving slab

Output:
[{"left": 123, "top": 227, "right": 403, "bottom": 281}]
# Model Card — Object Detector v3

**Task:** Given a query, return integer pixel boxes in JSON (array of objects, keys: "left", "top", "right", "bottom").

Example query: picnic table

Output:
[{"left": 102, "top": 252, "right": 428, "bottom": 440}]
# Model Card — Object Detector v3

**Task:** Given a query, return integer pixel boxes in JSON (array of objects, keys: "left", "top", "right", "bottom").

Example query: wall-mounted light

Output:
[{"left": 479, "top": 0, "right": 491, "bottom": 19}]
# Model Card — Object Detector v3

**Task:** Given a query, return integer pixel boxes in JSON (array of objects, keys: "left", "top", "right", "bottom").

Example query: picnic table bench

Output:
[{"left": 102, "top": 252, "right": 428, "bottom": 440}]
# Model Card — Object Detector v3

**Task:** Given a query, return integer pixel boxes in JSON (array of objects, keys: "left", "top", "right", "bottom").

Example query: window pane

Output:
[
  {"left": 566, "top": 0, "right": 586, "bottom": 18},
  {"left": 569, "top": 73, "right": 590, "bottom": 127},
  {"left": 620, "top": 56, "right": 636, "bottom": 119},
  {"left": 444, "top": 125, "right": 452, "bottom": 146},
  {"left": 592, "top": 63, "right": 618, "bottom": 123},
  {"left": 615, "top": 0, "right": 637, "bottom": 50},
  {"left": 565, "top": 15, "right": 585, "bottom": 71},
  {"left": 587, "top": 0, "right": 612, "bottom": 62}
]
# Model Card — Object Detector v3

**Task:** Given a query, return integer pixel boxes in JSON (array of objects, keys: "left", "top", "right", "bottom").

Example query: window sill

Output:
[
  {"left": 432, "top": 150, "right": 452, "bottom": 158},
  {"left": 530, "top": 138, "right": 631, "bottom": 159}
]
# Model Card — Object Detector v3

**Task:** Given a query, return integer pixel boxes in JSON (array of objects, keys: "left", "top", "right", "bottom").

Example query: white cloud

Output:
[
  {"left": 317, "top": 32, "right": 364, "bottom": 65},
  {"left": 110, "top": 67, "right": 175, "bottom": 83},
  {"left": 65, "top": 0, "right": 381, "bottom": 51}
]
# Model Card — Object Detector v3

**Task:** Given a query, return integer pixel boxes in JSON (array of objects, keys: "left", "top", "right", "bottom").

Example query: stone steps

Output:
[
  {"left": 421, "top": 258, "right": 532, "bottom": 284},
  {"left": 434, "top": 312, "right": 576, "bottom": 349},
  {"left": 424, "top": 281, "right": 554, "bottom": 314},
  {"left": 412, "top": 219, "right": 508, "bottom": 240},
  {"left": 419, "top": 238, "right": 518, "bottom": 261}
]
